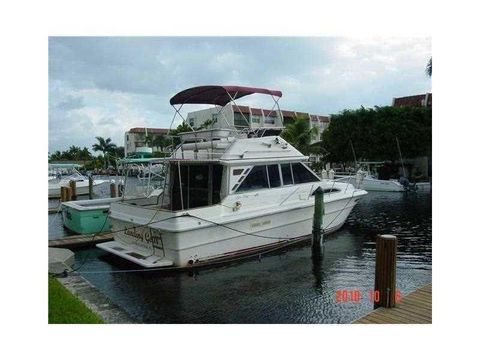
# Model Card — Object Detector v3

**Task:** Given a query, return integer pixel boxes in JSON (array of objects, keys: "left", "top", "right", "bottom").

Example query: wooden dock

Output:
[
  {"left": 353, "top": 284, "right": 432, "bottom": 324},
  {"left": 48, "top": 232, "right": 113, "bottom": 248}
]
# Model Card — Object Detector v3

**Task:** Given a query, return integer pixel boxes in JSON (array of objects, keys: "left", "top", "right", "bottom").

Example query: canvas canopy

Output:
[{"left": 169, "top": 85, "right": 282, "bottom": 106}]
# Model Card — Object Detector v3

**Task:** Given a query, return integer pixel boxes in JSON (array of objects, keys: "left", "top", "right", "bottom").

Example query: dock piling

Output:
[
  {"left": 312, "top": 187, "right": 325, "bottom": 254},
  {"left": 88, "top": 176, "right": 93, "bottom": 199},
  {"left": 110, "top": 182, "right": 117, "bottom": 198},
  {"left": 60, "top": 186, "right": 68, "bottom": 202},
  {"left": 374, "top": 234, "right": 398, "bottom": 308},
  {"left": 69, "top": 180, "right": 77, "bottom": 200}
]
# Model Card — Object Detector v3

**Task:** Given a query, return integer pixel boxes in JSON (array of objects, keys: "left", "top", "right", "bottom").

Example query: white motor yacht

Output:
[
  {"left": 48, "top": 164, "right": 108, "bottom": 198},
  {"left": 97, "top": 86, "right": 367, "bottom": 268}
]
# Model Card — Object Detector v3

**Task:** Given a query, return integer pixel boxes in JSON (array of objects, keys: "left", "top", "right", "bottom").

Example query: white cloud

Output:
[{"left": 49, "top": 37, "right": 431, "bottom": 152}]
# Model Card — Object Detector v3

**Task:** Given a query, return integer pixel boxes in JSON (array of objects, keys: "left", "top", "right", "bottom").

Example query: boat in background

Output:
[
  {"left": 48, "top": 164, "right": 108, "bottom": 198},
  {"left": 61, "top": 158, "right": 166, "bottom": 234},
  {"left": 97, "top": 85, "right": 368, "bottom": 268},
  {"left": 335, "top": 161, "right": 429, "bottom": 192}
]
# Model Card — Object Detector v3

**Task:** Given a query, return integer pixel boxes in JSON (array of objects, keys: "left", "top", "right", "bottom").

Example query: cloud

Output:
[{"left": 49, "top": 36, "right": 431, "bottom": 152}]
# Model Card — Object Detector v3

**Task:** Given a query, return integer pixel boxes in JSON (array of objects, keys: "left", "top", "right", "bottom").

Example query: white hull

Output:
[
  {"left": 338, "top": 176, "right": 405, "bottom": 192},
  {"left": 98, "top": 187, "right": 365, "bottom": 268},
  {"left": 48, "top": 179, "right": 107, "bottom": 198}
]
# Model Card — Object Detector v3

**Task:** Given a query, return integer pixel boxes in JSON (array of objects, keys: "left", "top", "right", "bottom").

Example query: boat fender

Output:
[{"left": 321, "top": 169, "right": 328, "bottom": 180}]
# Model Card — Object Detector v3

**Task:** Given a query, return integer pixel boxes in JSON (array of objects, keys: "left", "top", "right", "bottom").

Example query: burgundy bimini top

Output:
[{"left": 170, "top": 85, "right": 283, "bottom": 106}]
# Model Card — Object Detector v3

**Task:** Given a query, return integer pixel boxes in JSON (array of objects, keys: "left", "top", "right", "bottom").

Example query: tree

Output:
[
  {"left": 426, "top": 57, "right": 432, "bottom": 77},
  {"left": 321, "top": 106, "right": 431, "bottom": 164},
  {"left": 153, "top": 134, "right": 168, "bottom": 152},
  {"left": 92, "top": 137, "right": 117, "bottom": 168},
  {"left": 280, "top": 116, "right": 318, "bottom": 155}
]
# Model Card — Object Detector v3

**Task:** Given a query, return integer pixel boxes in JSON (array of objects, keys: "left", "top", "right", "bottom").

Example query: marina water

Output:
[{"left": 49, "top": 187, "right": 431, "bottom": 323}]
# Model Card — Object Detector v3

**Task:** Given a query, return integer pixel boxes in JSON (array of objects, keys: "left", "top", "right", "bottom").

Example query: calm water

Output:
[{"left": 49, "top": 190, "right": 432, "bottom": 324}]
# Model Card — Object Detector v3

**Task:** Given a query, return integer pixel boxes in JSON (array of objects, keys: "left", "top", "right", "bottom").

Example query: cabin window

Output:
[
  {"left": 237, "top": 165, "right": 269, "bottom": 192},
  {"left": 292, "top": 163, "right": 319, "bottom": 184},
  {"left": 281, "top": 163, "right": 293, "bottom": 185},
  {"left": 267, "top": 164, "right": 281, "bottom": 188},
  {"left": 232, "top": 168, "right": 244, "bottom": 176},
  {"left": 170, "top": 163, "right": 223, "bottom": 211}
]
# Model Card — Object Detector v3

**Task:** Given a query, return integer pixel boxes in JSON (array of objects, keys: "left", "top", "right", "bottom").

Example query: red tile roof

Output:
[
  {"left": 251, "top": 108, "right": 264, "bottom": 116},
  {"left": 128, "top": 128, "right": 170, "bottom": 134},
  {"left": 392, "top": 93, "right": 432, "bottom": 107},
  {"left": 232, "top": 105, "right": 250, "bottom": 113}
]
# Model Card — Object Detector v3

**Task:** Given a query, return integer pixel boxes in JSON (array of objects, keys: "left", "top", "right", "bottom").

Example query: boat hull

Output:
[
  {"left": 48, "top": 180, "right": 107, "bottom": 198},
  {"left": 338, "top": 176, "right": 405, "bottom": 192},
  {"left": 97, "top": 193, "right": 364, "bottom": 268}
]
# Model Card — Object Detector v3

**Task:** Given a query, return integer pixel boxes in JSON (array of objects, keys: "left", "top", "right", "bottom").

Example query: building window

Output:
[
  {"left": 267, "top": 164, "right": 281, "bottom": 188},
  {"left": 189, "top": 118, "right": 195, "bottom": 127},
  {"left": 237, "top": 165, "right": 268, "bottom": 192},
  {"left": 234, "top": 112, "right": 250, "bottom": 127},
  {"left": 292, "top": 163, "right": 320, "bottom": 184},
  {"left": 281, "top": 163, "right": 293, "bottom": 185},
  {"left": 264, "top": 115, "right": 276, "bottom": 125},
  {"left": 251, "top": 115, "right": 261, "bottom": 124}
]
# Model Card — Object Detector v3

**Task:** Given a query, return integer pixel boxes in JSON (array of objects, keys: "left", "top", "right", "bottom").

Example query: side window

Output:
[
  {"left": 281, "top": 163, "right": 293, "bottom": 185},
  {"left": 237, "top": 166, "right": 268, "bottom": 192},
  {"left": 267, "top": 164, "right": 281, "bottom": 188},
  {"left": 292, "top": 163, "right": 319, "bottom": 184}
]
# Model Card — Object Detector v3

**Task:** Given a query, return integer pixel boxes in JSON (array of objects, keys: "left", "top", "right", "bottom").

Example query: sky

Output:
[{"left": 48, "top": 37, "right": 431, "bottom": 153}]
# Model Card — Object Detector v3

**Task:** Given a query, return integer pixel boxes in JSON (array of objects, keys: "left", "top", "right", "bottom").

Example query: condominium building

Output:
[
  {"left": 185, "top": 103, "right": 330, "bottom": 143},
  {"left": 124, "top": 127, "right": 170, "bottom": 156}
]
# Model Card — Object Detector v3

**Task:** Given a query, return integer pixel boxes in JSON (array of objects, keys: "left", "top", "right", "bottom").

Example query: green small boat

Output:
[{"left": 61, "top": 197, "right": 122, "bottom": 234}]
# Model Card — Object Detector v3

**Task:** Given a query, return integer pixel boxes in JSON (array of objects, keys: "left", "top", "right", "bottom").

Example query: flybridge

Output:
[{"left": 167, "top": 85, "right": 288, "bottom": 161}]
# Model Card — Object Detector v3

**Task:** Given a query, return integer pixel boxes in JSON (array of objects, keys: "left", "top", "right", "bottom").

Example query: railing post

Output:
[{"left": 374, "top": 234, "right": 398, "bottom": 308}]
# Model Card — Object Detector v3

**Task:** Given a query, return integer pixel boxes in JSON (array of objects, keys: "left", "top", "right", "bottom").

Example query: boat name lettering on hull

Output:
[
  {"left": 250, "top": 219, "right": 271, "bottom": 228},
  {"left": 124, "top": 227, "right": 162, "bottom": 246}
]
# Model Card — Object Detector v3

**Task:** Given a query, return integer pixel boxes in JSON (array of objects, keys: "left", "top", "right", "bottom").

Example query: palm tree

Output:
[
  {"left": 426, "top": 57, "right": 432, "bottom": 77},
  {"left": 92, "top": 137, "right": 117, "bottom": 168},
  {"left": 281, "top": 116, "right": 318, "bottom": 155}
]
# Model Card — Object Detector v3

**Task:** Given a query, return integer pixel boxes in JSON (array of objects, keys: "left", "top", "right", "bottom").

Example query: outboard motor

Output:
[{"left": 399, "top": 176, "right": 417, "bottom": 191}]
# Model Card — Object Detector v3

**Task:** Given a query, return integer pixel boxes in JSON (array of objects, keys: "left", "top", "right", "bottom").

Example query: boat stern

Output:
[{"left": 96, "top": 240, "right": 174, "bottom": 268}]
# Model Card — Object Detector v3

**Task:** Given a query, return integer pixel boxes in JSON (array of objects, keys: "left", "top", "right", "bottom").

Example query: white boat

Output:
[
  {"left": 335, "top": 162, "right": 425, "bottom": 192},
  {"left": 48, "top": 164, "right": 108, "bottom": 198},
  {"left": 97, "top": 85, "right": 367, "bottom": 268}
]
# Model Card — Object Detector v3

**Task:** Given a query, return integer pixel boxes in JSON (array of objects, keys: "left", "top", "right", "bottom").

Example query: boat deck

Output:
[{"left": 353, "top": 284, "right": 432, "bottom": 324}]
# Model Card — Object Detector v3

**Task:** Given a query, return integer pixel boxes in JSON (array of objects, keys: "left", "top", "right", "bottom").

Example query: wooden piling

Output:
[
  {"left": 69, "top": 180, "right": 77, "bottom": 200},
  {"left": 374, "top": 234, "right": 398, "bottom": 308},
  {"left": 88, "top": 176, "right": 93, "bottom": 199},
  {"left": 65, "top": 186, "right": 73, "bottom": 202},
  {"left": 312, "top": 187, "right": 325, "bottom": 253},
  {"left": 60, "top": 186, "right": 68, "bottom": 202},
  {"left": 118, "top": 183, "right": 124, "bottom": 197},
  {"left": 110, "top": 182, "right": 117, "bottom": 198}
]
